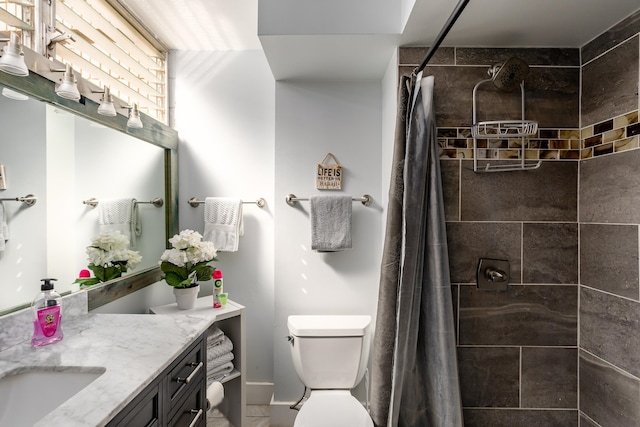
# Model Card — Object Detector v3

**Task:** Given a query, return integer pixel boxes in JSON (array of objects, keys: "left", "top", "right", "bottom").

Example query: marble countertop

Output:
[{"left": 0, "top": 313, "right": 215, "bottom": 427}]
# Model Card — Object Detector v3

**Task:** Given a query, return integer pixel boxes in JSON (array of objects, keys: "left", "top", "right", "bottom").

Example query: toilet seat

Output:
[{"left": 294, "top": 390, "right": 374, "bottom": 427}]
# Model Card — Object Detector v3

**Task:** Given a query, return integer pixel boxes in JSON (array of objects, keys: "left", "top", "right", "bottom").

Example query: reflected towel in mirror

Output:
[
  {"left": 0, "top": 201, "right": 8, "bottom": 252},
  {"left": 98, "top": 198, "right": 140, "bottom": 249}
]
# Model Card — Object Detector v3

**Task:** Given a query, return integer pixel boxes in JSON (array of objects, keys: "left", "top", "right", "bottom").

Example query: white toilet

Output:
[{"left": 287, "top": 315, "right": 374, "bottom": 427}]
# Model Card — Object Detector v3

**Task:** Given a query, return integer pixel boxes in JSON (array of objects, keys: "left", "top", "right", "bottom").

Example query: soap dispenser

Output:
[{"left": 31, "top": 278, "right": 63, "bottom": 347}]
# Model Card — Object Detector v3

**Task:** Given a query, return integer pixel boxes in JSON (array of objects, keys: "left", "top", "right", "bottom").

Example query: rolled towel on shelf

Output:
[
  {"left": 206, "top": 381, "right": 225, "bottom": 412},
  {"left": 207, "top": 326, "right": 225, "bottom": 346},
  {"left": 207, "top": 350, "right": 235, "bottom": 370},
  {"left": 208, "top": 335, "right": 234, "bottom": 359},
  {"left": 207, "top": 361, "right": 235, "bottom": 386}
]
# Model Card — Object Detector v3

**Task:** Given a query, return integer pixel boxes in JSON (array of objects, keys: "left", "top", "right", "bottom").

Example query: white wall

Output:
[
  {"left": 169, "top": 50, "right": 385, "bottom": 401},
  {"left": 381, "top": 49, "right": 399, "bottom": 236},
  {"left": 172, "top": 50, "right": 276, "bottom": 383},
  {"left": 272, "top": 80, "right": 383, "bottom": 401}
]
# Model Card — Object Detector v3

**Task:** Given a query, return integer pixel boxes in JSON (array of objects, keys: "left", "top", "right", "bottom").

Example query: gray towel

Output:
[{"left": 310, "top": 195, "right": 352, "bottom": 252}]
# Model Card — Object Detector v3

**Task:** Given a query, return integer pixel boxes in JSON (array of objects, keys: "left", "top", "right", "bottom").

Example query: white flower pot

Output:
[{"left": 173, "top": 285, "right": 200, "bottom": 310}]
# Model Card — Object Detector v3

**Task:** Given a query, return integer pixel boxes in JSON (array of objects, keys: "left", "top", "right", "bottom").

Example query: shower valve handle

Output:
[{"left": 486, "top": 268, "right": 507, "bottom": 282}]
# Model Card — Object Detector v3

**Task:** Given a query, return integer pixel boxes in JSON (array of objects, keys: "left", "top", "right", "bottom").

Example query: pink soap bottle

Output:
[{"left": 31, "top": 278, "right": 64, "bottom": 348}]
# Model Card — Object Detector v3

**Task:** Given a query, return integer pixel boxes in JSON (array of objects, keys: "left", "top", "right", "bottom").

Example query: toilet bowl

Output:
[
  {"left": 294, "top": 390, "right": 372, "bottom": 427},
  {"left": 287, "top": 315, "right": 374, "bottom": 427}
]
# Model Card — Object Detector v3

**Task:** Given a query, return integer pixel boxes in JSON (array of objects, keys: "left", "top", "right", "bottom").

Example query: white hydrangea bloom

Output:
[
  {"left": 160, "top": 229, "right": 217, "bottom": 287},
  {"left": 160, "top": 248, "right": 189, "bottom": 267},
  {"left": 169, "top": 229, "right": 203, "bottom": 250},
  {"left": 126, "top": 250, "right": 143, "bottom": 269},
  {"left": 85, "top": 230, "right": 142, "bottom": 267}
]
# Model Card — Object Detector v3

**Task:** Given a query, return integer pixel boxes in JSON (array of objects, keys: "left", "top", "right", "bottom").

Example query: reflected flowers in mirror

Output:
[{"left": 74, "top": 230, "right": 142, "bottom": 287}]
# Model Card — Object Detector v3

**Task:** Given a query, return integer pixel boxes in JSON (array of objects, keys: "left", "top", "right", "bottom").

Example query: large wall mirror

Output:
[{"left": 0, "top": 70, "right": 178, "bottom": 315}]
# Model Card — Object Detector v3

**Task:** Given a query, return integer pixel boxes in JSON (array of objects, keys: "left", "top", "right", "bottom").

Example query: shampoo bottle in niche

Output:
[{"left": 31, "top": 278, "right": 63, "bottom": 347}]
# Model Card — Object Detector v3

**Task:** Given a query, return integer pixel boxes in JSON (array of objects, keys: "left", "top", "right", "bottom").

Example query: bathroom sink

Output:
[{"left": 0, "top": 368, "right": 105, "bottom": 426}]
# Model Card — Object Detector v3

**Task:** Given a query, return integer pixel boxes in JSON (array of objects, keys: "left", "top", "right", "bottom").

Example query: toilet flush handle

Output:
[{"left": 287, "top": 335, "right": 294, "bottom": 345}]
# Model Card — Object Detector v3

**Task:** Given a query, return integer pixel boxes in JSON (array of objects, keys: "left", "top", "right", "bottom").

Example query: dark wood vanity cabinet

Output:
[{"left": 106, "top": 334, "right": 207, "bottom": 427}]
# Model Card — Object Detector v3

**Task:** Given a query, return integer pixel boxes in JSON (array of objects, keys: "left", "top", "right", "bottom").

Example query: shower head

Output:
[{"left": 488, "top": 57, "right": 529, "bottom": 91}]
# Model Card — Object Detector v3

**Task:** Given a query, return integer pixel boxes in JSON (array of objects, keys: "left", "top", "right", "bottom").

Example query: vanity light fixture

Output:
[
  {"left": 1, "top": 87, "right": 29, "bottom": 101},
  {"left": 96, "top": 86, "right": 116, "bottom": 116},
  {"left": 51, "top": 64, "right": 81, "bottom": 101},
  {"left": 0, "top": 32, "right": 29, "bottom": 77},
  {"left": 127, "top": 103, "right": 143, "bottom": 129}
]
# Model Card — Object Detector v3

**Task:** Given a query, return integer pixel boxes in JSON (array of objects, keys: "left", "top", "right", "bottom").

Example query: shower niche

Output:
[{"left": 471, "top": 57, "right": 540, "bottom": 172}]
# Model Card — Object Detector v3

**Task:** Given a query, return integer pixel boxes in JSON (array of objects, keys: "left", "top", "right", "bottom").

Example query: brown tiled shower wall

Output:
[{"left": 399, "top": 8, "right": 640, "bottom": 427}]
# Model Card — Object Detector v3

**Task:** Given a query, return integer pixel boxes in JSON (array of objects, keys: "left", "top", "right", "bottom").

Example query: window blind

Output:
[{"left": 55, "top": 0, "right": 167, "bottom": 122}]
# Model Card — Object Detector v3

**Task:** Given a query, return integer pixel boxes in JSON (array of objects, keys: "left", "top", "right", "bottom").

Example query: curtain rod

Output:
[{"left": 416, "top": 0, "right": 471, "bottom": 74}]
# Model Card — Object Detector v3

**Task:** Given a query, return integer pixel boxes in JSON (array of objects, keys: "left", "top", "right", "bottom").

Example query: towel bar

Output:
[
  {"left": 0, "top": 194, "right": 37, "bottom": 206},
  {"left": 188, "top": 197, "right": 266, "bottom": 208},
  {"left": 83, "top": 197, "right": 164, "bottom": 208},
  {"left": 285, "top": 194, "right": 372, "bottom": 207}
]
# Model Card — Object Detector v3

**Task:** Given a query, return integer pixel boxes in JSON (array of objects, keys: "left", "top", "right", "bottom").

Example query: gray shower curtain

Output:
[{"left": 370, "top": 72, "right": 463, "bottom": 427}]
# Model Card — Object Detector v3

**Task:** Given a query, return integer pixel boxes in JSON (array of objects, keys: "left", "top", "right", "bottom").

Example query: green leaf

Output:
[
  {"left": 194, "top": 263, "right": 214, "bottom": 281},
  {"left": 73, "top": 277, "right": 101, "bottom": 287},
  {"left": 160, "top": 261, "right": 188, "bottom": 278},
  {"left": 89, "top": 264, "right": 105, "bottom": 282}
]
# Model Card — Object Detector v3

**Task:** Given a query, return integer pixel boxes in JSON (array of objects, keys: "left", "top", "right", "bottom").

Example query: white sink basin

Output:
[{"left": 0, "top": 368, "right": 105, "bottom": 426}]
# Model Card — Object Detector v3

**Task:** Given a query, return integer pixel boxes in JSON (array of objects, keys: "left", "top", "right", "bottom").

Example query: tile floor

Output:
[{"left": 207, "top": 405, "right": 270, "bottom": 427}]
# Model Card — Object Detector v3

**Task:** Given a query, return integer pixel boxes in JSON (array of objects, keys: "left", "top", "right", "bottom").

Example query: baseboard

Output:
[
  {"left": 246, "top": 382, "right": 274, "bottom": 405},
  {"left": 269, "top": 398, "right": 299, "bottom": 427}
]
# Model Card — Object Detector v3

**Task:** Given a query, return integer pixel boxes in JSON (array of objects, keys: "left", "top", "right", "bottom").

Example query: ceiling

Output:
[{"left": 118, "top": 0, "right": 640, "bottom": 79}]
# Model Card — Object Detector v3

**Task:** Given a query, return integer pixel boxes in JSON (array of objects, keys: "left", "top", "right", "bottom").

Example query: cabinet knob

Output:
[
  {"left": 174, "top": 361, "right": 203, "bottom": 384},
  {"left": 187, "top": 409, "right": 203, "bottom": 427}
]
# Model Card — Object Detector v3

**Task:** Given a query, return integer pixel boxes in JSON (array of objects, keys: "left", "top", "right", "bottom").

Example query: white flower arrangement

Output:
[
  {"left": 75, "top": 231, "right": 142, "bottom": 287},
  {"left": 160, "top": 230, "right": 217, "bottom": 288}
]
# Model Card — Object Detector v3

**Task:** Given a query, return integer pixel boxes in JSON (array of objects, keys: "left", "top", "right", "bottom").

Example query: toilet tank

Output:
[{"left": 288, "top": 315, "right": 372, "bottom": 389}]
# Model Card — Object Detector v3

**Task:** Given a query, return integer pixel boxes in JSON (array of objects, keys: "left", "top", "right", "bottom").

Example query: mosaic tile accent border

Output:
[
  {"left": 438, "top": 127, "right": 581, "bottom": 161},
  {"left": 580, "top": 110, "right": 639, "bottom": 159},
  {"left": 439, "top": 110, "right": 640, "bottom": 162}
]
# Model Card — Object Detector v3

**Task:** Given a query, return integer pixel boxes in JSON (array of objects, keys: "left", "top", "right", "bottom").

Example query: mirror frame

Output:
[{"left": 0, "top": 70, "right": 178, "bottom": 311}]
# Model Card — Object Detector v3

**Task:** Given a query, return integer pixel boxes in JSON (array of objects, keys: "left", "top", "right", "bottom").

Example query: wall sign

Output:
[{"left": 316, "top": 152, "right": 342, "bottom": 190}]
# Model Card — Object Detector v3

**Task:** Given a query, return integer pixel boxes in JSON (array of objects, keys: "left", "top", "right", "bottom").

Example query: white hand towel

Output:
[
  {"left": 98, "top": 198, "right": 140, "bottom": 249},
  {"left": 0, "top": 201, "right": 8, "bottom": 252},
  {"left": 206, "top": 381, "right": 225, "bottom": 411},
  {"left": 203, "top": 197, "right": 243, "bottom": 252},
  {"left": 310, "top": 195, "right": 352, "bottom": 252}
]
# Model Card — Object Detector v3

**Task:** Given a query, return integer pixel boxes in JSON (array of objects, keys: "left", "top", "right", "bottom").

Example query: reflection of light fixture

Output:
[
  {"left": 51, "top": 64, "right": 80, "bottom": 101},
  {"left": 96, "top": 86, "right": 116, "bottom": 116},
  {"left": 127, "top": 103, "right": 143, "bottom": 129},
  {"left": 0, "top": 32, "right": 29, "bottom": 77},
  {"left": 2, "top": 87, "right": 29, "bottom": 101}
]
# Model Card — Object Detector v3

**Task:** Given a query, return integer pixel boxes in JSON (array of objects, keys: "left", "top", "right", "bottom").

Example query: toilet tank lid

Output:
[{"left": 288, "top": 315, "right": 372, "bottom": 337}]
